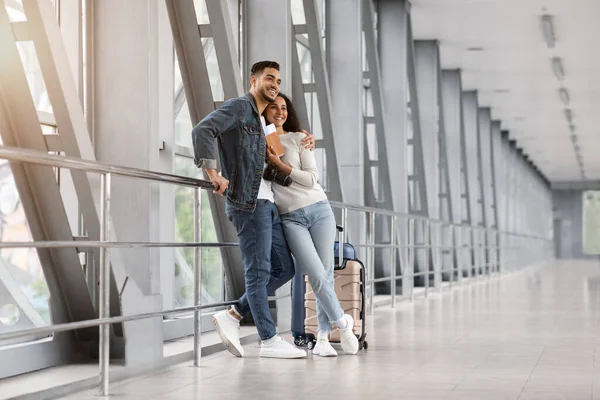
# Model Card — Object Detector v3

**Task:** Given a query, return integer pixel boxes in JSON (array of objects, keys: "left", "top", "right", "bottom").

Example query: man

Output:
[{"left": 192, "top": 61, "right": 314, "bottom": 359}]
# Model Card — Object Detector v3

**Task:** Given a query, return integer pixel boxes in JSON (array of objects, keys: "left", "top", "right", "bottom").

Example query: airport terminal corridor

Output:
[
  {"left": 0, "top": 0, "right": 598, "bottom": 398},
  {"left": 60, "top": 261, "right": 600, "bottom": 400}
]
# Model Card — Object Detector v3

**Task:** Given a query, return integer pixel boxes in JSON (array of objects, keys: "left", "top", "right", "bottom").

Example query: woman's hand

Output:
[
  {"left": 267, "top": 145, "right": 283, "bottom": 166},
  {"left": 266, "top": 145, "right": 293, "bottom": 176}
]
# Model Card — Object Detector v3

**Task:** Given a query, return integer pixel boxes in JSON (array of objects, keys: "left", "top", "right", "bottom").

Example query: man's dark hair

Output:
[
  {"left": 251, "top": 61, "right": 280, "bottom": 77},
  {"left": 271, "top": 93, "right": 301, "bottom": 133}
]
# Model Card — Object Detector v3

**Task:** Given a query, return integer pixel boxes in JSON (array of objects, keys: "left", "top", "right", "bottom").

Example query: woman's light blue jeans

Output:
[{"left": 280, "top": 200, "right": 344, "bottom": 333}]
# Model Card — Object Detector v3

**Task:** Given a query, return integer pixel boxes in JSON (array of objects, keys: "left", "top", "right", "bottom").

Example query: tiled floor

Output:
[{"left": 64, "top": 260, "right": 600, "bottom": 399}]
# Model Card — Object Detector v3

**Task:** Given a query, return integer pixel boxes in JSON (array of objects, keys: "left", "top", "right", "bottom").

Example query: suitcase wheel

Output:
[
  {"left": 294, "top": 335, "right": 307, "bottom": 348},
  {"left": 363, "top": 340, "right": 368, "bottom": 350}
]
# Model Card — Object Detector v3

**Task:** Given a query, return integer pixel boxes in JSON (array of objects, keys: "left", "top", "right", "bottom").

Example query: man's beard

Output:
[{"left": 261, "top": 87, "right": 277, "bottom": 102}]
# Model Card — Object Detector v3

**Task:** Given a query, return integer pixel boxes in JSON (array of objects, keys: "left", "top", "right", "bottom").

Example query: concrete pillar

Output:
[
  {"left": 327, "top": 0, "right": 364, "bottom": 247},
  {"left": 93, "top": 0, "right": 172, "bottom": 366},
  {"left": 243, "top": 0, "right": 292, "bottom": 93},
  {"left": 378, "top": 0, "right": 409, "bottom": 217}
]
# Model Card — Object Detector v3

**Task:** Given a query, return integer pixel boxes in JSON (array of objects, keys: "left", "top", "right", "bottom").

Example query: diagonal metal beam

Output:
[
  {"left": 21, "top": 0, "right": 132, "bottom": 331},
  {"left": 436, "top": 61, "right": 454, "bottom": 225},
  {"left": 166, "top": 0, "right": 245, "bottom": 299},
  {"left": 291, "top": 36, "right": 311, "bottom": 131},
  {"left": 477, "top": 108, "right": 491, "bottom": 229},
  {"left": 205, "top": 0, "right": 243, "bottom": 98},
  {"left": 301, "top": 0, "right": 344, "bottom": 202},
  {"left": 362, "top": 0, "right": 393, "bottom": 212},
  {"left": 490, "top": 121, "right": 501, "bottom": 268},
  {"left": 441, "top": 70, "right": 464, "bottom": 225},
  {"left": 406, "top": 17, "right": 429, "bottom": 218},
  {"left": 433, "top": 47, "right": 456, "bottom": 281}
]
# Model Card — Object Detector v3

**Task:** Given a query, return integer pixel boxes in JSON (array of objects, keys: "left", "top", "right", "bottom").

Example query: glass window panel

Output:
[
  {"left": 314, "top": 148, "right": 327, "bottom": 192},
  {"left": 41, "top": 124, "right": 56, "bottom": 134},
  {"left": 364, "top": 87, "right": 374, "bottom": 117},
  {"left": 16, "top": 42, "right": 53, "bottom": 114},
  {"left": 204, "top": 38, "right": 223, "bottom": 101},
  {"left": 583, "top": 191, "right": 600, "bottom": 254},
  {"left": 297, "top": 40, "right": 312, "bottom": 84},
  {"left": 173, "top": 53, "right": 183, "bottom": 97},
  {"left": 366, "top": 123, "right": 377, "bottom": 161},
  {"left": 193, "top": 0, "right": 210, "bottom": 25},
  {"left": 318, "top": 0, "right": 326, "bottom": 49},
  {"left": 0, "top": 162, "right": 52, "bottom": 330},
  {"left": 5, "top": 0, "right": 25, "bottom": 22},
  {"left": 174, "top": 155, "right": 223, "bottom": 305},
  {"left": 304, "top": 92, "right": 322, "bottom": 139},
  {"left": 290, "top": 0, "right": 305, "bottom": 25},
  {"left": 173, "top": 37, "right": 223, "bottom": 148},
  {"left": 174, "top": 100, "right": 193, "bottom": 148}
]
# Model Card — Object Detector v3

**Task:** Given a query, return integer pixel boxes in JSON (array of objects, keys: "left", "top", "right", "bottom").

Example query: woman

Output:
[{"left": 263, "top": 93, "right": 359, "bottom": 356}]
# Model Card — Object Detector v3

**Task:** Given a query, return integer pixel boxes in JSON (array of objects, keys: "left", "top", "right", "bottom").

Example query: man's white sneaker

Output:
[
  {"left": 260, "top": 336, "right": 307, "bottom": 359},
  {"left": 312, "top": 334, "right": 337, "bottom": 357},
  {"left": 212, "top": 310, "right": 244, "bottom": 357},
  {"left": 339, "top": 314, "right": 359, "bottom": 355}
]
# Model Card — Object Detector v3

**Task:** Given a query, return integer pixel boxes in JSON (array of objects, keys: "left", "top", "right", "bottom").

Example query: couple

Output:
[{"left": 192, "top": 61, "right": 358, "bottom": 359}]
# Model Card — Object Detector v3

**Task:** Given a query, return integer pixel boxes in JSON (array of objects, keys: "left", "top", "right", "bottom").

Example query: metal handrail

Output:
[
  {"left": 328, "top": 200, "right": 551, "bottom": 241},
  {"left": 0, "top": 300, "right": 238, "bottom": 342},
  {"left": 0, "top": 145, "right": 554, "bottom": 396},
  {"left": 0, "top": 241, "right": 239, "bottom": 249},
  {"left": 0, "top": 145, "right": 218, "bottom": 395},
  {"left": 0, "top": 145, "right": 214, "bottom": 189}
]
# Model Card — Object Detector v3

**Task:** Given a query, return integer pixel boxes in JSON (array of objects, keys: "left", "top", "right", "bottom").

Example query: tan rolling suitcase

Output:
[{"left": 304, "top": 225, "right": 368, "bottom": 350}]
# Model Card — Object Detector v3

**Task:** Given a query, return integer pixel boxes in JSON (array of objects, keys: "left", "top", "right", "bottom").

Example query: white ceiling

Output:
[{"left": 410, "top": 0, "right": 600, "bottom": 182}]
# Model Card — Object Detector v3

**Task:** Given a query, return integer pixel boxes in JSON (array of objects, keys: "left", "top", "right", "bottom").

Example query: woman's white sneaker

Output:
[
  {"left": 313, "top": 331, "right": 337, "bottom": 357},
  {"left": 312, "top": 333, "right": 338, "bottom": 357},
  {"left": 260, "top": 336, "right": 307, "bottom": 359},
  {"left": 339, "top": 314, "right": 359, "bottom": 355}
]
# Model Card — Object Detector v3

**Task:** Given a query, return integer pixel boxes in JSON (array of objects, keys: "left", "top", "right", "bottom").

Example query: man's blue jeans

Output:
[{"left": 226, "top": 200, "right": 295, "bottom": 341}]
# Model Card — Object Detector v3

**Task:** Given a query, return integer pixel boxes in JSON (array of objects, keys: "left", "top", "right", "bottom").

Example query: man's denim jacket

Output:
[{"left": 192, "top": 92, "right": 266, "bottom": 212}]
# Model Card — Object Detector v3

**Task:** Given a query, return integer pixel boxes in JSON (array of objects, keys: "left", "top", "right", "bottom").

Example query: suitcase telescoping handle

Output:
[{"left": 336, "top": 225, "right": 344, "bottom": 268}]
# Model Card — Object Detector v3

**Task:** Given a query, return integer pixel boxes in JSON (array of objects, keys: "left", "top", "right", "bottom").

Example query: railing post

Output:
[
  {"left": 435, "top": 222, "right": 442, "bottom": 293},
  {"left": 463, "top": 226, "right": 475, "bottom": 285},
  {"left": 342, "top": 207, "right": 348, "bottom": 243},
  {"left": 481, "top": 227, "right": 487, "bottom": 278},
  {"left": 408, "top": 218, "right": 415, "bottom": 301},
  {"left": 424, "top": 220, "right": 430, "bottom": 297},
  {"left": 496, "top": 230, "right": 500, "bottom": 275},
  {"left": 390, "top": 216, "right": 397, "bottom": 307},
  {"left": 473, "top": 227, "right": 479, "bottom": 279},
  {"left": 450, "top": 225, "right": 462, "bottom": 286},
  {"left": 490, "top": 229, "right": 494, "bottom": 275},
  {"left": 98, "top": 173, "right": 111, "bottom": 396},
  {"left": 368, "top": 212, "right": 375, "bottom": 315},
  {"left": 193, "top": 188, "right": 202, "bottom": 367}
]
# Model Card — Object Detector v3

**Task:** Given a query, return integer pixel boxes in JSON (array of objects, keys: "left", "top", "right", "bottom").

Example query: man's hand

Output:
[
  {"left": 301, "top": 130, "right": 316, "bottom": 151},
  {"left": 205, "top": 169, "right": 229, "bottom": 196}
]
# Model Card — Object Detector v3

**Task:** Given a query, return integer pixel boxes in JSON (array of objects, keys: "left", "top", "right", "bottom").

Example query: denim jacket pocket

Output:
[{"left": 242, "top": 123, "right": 261, "bottom": 136}]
